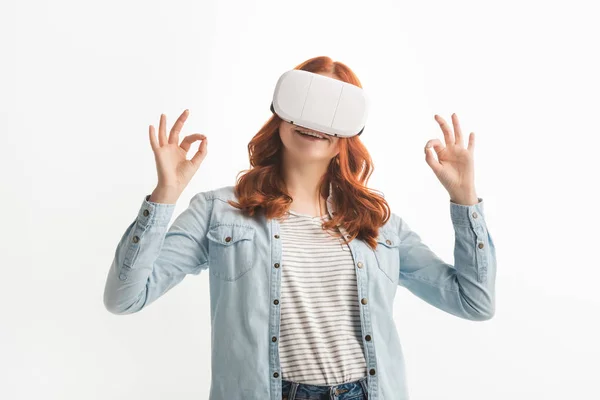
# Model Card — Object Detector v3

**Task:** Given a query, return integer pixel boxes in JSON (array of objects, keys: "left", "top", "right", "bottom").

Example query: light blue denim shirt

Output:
[{"left": 103, "top": 184, "right": 496, "bottom": 400}]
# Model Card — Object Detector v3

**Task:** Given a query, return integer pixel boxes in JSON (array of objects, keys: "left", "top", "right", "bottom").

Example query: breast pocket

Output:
[
  {"left": 206, "top": 223, "right": 257, "bottom": 281},
  {"left": 373, "top": 230, "right": 401, "bottom": 284}
]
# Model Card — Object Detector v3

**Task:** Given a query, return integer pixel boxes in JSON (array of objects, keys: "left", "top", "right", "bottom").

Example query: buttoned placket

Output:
[{"left": 268, "top": 183, "right": 378, "bottom": 399}]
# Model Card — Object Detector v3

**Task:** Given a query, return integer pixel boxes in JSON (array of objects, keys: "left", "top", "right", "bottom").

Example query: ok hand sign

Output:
[{"left": 424, "top": 113, "right": 479, "bottom": 206}]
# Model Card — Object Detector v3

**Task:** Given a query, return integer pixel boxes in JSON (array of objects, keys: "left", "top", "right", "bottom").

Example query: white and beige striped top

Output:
[{"left": 276, "top": 209, "right": 368, "bottom": 385}]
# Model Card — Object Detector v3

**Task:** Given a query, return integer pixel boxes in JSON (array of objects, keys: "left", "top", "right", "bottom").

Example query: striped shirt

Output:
[{"left": 276, "top": 209, "right": 368, "bottom": 385}]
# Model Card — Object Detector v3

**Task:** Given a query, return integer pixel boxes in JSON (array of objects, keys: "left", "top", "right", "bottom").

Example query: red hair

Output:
[{"left": 228, "top": 56, "right": 390, "bottom": 250}]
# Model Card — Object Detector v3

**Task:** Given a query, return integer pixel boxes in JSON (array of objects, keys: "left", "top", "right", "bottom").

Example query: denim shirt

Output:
[{"left": 103, "top": 184, "right": 496, "bottom": 400}]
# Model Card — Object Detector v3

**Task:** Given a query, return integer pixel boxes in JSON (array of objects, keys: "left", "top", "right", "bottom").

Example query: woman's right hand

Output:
[{"left": 148, "top": 109, "right": 208, "bottom": 204}]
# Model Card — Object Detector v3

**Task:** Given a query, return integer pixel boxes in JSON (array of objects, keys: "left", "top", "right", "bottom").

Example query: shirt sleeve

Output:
[
  {"left": 396, "top": 198, "right": 496, "bottom": 321},
  {"left": 103, "top": 192, "right": 212, "bottom": 315}
]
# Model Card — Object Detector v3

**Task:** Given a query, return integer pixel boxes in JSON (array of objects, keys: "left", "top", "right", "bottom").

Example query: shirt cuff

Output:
[
  {"left": 136, "top": 194, "right": 177, "bottom": 227},
  {"left": 449, "top": 197, "right": 485, "bottom": 228}
]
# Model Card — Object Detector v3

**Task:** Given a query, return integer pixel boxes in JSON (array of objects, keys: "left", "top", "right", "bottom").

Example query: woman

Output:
[{"left": 103, "top": 56, "right": 496, "bottom": 400}]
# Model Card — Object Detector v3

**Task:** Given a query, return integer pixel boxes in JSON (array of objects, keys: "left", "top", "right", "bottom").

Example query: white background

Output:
[{"left": 1, "top": 0, "right": 598, "bottom": 399}]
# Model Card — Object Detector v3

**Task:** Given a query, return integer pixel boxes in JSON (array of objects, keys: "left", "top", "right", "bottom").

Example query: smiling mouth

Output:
[{"left": 295, "top": 129, "right": 328, "bottom": 140}]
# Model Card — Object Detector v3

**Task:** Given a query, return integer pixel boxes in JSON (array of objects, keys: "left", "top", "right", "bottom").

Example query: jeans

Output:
[{"left": 282, "top": 376, "right": 369, "bottom": 400}]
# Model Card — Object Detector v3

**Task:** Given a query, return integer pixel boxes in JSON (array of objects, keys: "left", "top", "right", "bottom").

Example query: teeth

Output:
[{"left": 297, "top": 129, "right": 326, "bottom": 139}]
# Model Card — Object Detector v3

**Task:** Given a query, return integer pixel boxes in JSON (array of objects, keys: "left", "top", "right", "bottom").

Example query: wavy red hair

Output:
[{"left": 228, "top": 56, "right": 390, "bottom": 250}]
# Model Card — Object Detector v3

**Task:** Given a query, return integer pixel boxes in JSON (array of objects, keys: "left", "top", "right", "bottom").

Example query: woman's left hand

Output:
[{"left": 424, "top": 113, "right": 479, "bottom": 206}]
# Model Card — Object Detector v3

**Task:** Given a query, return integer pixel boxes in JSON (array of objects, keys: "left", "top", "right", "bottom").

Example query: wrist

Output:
[
  {"left": 449, "top": 189, "right": 478, "bottom": 206},
  {"left": 149, "top": 186, "right": 181, "bottom": 204}
]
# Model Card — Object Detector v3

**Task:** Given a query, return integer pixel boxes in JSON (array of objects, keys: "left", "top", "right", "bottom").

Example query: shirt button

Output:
[
  {"left": 369, "top": 368, "right": 376, "bottom": 375},
  {"left": 386, "top": 239, "right": 392, "bottom": 245},
  {"left": 132, "top": 236, "right": 139, "bottom": 243},
  {"left": 225, "top": 236, "right": 232, "bottom": 243},
  {"left": 365, "top": 334, "right": 371, "bottom": 341},
  {"left": 478, "top": 243, "right": 484, "bottom": 249},
  {"left": 274, "top": 234, "right": 280, "bottom": 239},
  {"left": 472, "top": 212, "right": 478, "bottom": 218},
  {"left": 361, "top": 298, "right": 368, "bottom": 305},
  {"left": 272, "top": 336, "right": 277, "bottom": 342},
  {"left": 143, "top": 209, "right": 149, "bottom": 216},
  {"left": 357, "top": 262, "right": 363, "bottom": 268},
  {"left": 273, "top": 372, "right": 279, "bottom": 378},
  {"left": 274, "top": 263, "right": 280, "bottom": 268},
  {"left": 119, "top": 273, "right": 127, "bottom": 281},
  {"left": 273, "top": 299, "right": 279, "bottom": 305}
]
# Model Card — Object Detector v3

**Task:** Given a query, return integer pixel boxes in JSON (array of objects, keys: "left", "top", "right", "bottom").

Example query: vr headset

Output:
[{"left": 270, "top": 69, "right": 369, "bottom": 137}]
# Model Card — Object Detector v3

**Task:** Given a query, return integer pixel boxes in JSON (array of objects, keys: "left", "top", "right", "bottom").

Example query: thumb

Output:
[
  {"left": 190, "top": 136, "right": 208, "bottom": 168},
  {"left": 424, "top": 141, "right": 443, "bottom": 175}
]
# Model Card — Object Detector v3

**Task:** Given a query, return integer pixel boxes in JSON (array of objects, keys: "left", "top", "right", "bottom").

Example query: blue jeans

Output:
[{"left": 282, "top": 376, "right": 369, "bottom": 399}]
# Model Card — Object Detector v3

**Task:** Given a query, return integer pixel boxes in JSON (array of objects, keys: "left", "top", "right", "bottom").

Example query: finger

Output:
[
  {"left": 452, "top": 113, "right": 463, "bottom": 146},
  {"left": 424, "top": 141, "right": 443, "bottom": 174},
  {"left": 190, "top": 136, "right": 208, "bottom": 168},
  {"left": 180, "top": 134, "right": 207, "bottom": 153},
  {"left": 149, "top": 125, "right": 158, "bottom": 151},
  {"left": 158, "top": 113, "right": 167, "bottom": 147},
  {"left": 426, "top": 138, "right": 445, "bottom": 156},
  {"left": 467, "top": 132, "right": 475, "bottom": 153},
  {"left": 169, "top": 109, "right": 189, "bottom": 145},
  {"left": 434, "top": 114, "right": 454, "bottom": 147}
]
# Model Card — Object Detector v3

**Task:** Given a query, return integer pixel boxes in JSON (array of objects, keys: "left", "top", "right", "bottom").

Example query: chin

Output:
[{"left": 282, "top": 145, "right": 328, "bottom": 162}]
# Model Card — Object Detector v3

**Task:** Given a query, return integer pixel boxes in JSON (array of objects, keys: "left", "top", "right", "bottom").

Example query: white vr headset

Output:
[{"left": 270, "top": 69, "right": 369, "bottom": 137}]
